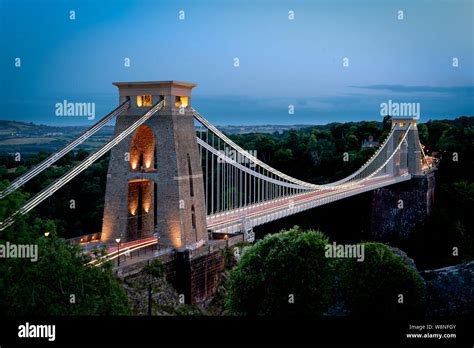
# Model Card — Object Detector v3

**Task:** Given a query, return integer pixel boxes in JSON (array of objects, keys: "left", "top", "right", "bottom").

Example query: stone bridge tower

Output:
[
  {"left": 372, "top": 116, "right": 434, "bottom": 240},
  {"left": 387, "top": 117, "right": 422, "bottom": 176},
  {"left": 101, "top": 81, "right": 208, "bottom": 250}
]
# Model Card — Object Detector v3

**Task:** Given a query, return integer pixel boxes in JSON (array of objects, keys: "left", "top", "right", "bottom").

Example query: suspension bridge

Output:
[{"left": 0, "top": 81, "right": 435, "bottom": 266}]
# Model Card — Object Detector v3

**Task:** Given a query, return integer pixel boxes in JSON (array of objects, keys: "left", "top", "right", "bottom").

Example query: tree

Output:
[
  {"left": 438, "top": 127, "right": 465, "bottom": 152},
  {"left": 225, "top": 227, "right": 334, "bottom": 316},
  {"left": 0, "top": 234, "right": 130, "bottom": 315},
  {"left": 0, "top": 181, "right": 130, "bottom": 315},
  {"left": 75, "top": 148, "right": 90, "bottom": 161},
  {"left": 339, "top": 243, "right": 426, "bottom": 318},
  {"left": 425, "top": 121, "right": 450, "bottom": 149},
  {"left": 346, "top": 134, "right": 359, "bottom": 150},
  {"left": 273, "top": 148, "right": 294, "bottom": 169},
  {"left": 417, "top": 124, "right": 429, "bottom": 144},
  {"left": 313, "top": 139, "right": 336, "bottom": 164}
]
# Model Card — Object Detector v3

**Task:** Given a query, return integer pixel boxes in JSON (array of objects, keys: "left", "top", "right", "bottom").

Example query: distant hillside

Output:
[
  {"left": 0, "top": 117, "right": 471, "bottom": 157},
  {"left": 0, "top": 120, "right": 316, "bottom": 155},
  {"left": 206, "top": 124, "right": 315, "bottom": 135},
  {"left": 0, "top": 120, "right": 68, "bottom": 136},
  {"left": 0, "top": 120, "right": 114, "bottom": 156}
]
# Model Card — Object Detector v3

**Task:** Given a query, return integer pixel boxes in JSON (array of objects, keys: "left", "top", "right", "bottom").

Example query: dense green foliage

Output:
[
  {"left": 225, "top": 227, "right": 334, "bottom": 316},
  {"left": 339, "top": 243, "right": 426, "bottom": 318},
  {"left": 0, "top": 150, "right": 108, "bottom": 238},
  {"left": 225, "top": 232, "right": 428, "bottom": 317},
  {"left": 228, "top": 118, "right": 390, "bottom": 184},
  {"left": 0, "top": 235, "right": 130, "bottom": 315},
  {"left": 0, "top": 180, "right": 130, "bottom": 316}
]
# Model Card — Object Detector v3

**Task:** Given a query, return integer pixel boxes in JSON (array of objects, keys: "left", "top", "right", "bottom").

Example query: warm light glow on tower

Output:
[
  {"left": 175, "top": 96, "right": 188, "bottom": 108},
  {"left": 167, "top": 221, "right": 183, "bottom": 249},
  {"left": 129, "top": 125, "right": 155, "bottom": 171},
  {"left": 143, "top": 201, "right": 150, "bottom": 214},
  {"left": 137, "top": 95, "right": 152, "bottom": 107}
]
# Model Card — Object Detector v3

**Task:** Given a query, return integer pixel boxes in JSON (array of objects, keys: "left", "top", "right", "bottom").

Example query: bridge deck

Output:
[{"left": 207, "top": 174, "right": 412, "bottom": 234}]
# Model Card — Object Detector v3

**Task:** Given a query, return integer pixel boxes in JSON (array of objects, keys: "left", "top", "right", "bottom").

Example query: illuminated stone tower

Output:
[
  {"left": 372, "top": 117, "right": 434, "bottom": 240},
  {"left": 387, "top": 117, "right": 422, "bottom": 176},
  {"left": 101, "top": 81, "right": 208, "bottom": 249}
]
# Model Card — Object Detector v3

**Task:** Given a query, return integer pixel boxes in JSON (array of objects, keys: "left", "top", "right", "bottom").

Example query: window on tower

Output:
[
  {"left": 175, "top": 96, "right": 189, "bottom": 108},
  {"left": 137, "top": 95, "right": 152, "bottom": 107}
]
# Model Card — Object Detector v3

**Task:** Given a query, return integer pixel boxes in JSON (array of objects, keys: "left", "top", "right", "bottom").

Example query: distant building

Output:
[{"left": 362, "top": 135, "right": 379, "bottom": 148}]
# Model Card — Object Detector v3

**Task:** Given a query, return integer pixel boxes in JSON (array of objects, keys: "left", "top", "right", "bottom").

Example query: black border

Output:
[{"left": 1, "top": 316, "right": 473, "bottom": 346}]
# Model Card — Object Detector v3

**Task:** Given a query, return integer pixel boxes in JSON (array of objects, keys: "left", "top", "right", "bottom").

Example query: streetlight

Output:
[
  {"left": 153, "top": 231, "right": 160, "bottom": 253},
  {"left": 115, "top": 238, "right": 121, "bottom": 266},
  {"left": 44, "top": 231, "right": 50, "bottom": 237}
]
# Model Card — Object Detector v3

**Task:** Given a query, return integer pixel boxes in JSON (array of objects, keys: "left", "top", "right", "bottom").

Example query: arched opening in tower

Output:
[
  {"left": 127, "top": 179, "right": 154, "bottom": 241},
  {"left": 130, "top": 125, "right": 156, "bottom": 172}
]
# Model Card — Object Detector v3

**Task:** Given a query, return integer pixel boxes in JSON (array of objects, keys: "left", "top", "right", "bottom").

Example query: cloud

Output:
[{"left": 349, "top": 85, "right": 474, "bottom": 94}]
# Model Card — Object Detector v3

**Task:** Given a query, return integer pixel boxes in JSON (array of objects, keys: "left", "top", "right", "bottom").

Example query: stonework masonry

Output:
[
  {"left": 371, "top": 172, "right": 435, "bottom": 240},
  {"left": 387, "top": 118, "right": 422, "bottom": 176},
  {"left": 101, "top": 81, "right": 208, "bottom": 249}
]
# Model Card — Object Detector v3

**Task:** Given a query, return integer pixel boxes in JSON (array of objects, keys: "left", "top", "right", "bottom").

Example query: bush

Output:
[
  {"left": 340, "top": 243, "right": 426, "bottom": 318},
  {"left": 224, "top": 226, "right": 334, "bottom": 316},
  {"left": 145, "top": 258, "right": 165, "bottom": 278}
]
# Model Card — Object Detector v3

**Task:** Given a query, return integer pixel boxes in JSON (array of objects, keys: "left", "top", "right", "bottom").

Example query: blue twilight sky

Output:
[{"left": 0, "top": 0, "right": 473, "bottom": 126}]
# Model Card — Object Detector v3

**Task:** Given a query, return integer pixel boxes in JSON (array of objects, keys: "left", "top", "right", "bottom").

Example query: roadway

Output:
[{"left": 207, "top": 173, "right": 411, "bottom": 234}]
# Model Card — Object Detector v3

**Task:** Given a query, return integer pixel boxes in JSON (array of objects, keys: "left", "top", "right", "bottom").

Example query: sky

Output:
[{"left": 0, "top": 0, "right": 473, "bottom": 126}]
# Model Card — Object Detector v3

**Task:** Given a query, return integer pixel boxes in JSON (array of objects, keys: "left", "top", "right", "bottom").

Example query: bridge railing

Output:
[
  {"left": 193, "top": 107, "right": 416, "bottom": 219},
  {"left": 320, "top": 124, "right": 398, "bottom": 188},
  {"left": 208, "top": 173, "right": 412, "bottom": 234}
]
